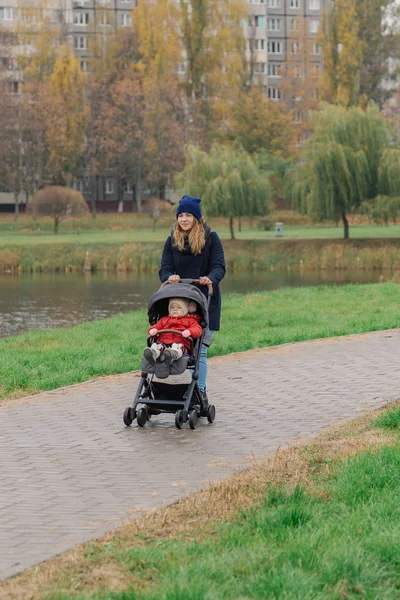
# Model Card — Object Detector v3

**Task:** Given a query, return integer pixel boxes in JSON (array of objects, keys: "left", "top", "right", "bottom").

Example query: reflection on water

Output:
[{"left": 0, "top": 269, "right": 388, "bottom": 337}]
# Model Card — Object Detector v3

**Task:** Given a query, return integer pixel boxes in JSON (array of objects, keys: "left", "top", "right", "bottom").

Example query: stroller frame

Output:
[{"left": 123, "top": 279, "right": 216, "bottom": 430}]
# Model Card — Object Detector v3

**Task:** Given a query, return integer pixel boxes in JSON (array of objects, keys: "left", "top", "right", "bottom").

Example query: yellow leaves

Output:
[{"left": 318, "top": 0, "right": 363, "bottom": 107}]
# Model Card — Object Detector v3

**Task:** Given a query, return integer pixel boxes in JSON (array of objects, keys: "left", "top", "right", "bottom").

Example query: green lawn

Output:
[
  {"left": 1, "top": 282, "right": 400, "bottom": 401},
  {"left": 71, "top": 436, "right": 400, "bottom": 599},
  {"left": 2, "top": 224, "right": 400, "bottom": 247}
]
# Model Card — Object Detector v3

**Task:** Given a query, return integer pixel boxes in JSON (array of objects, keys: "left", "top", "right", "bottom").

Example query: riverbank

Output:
[
  {"left": 3, "top": 237, "right": 400, "bottom": 274},
  {"left": 1, "top": 283, "right": 400, "bottom": 401}
]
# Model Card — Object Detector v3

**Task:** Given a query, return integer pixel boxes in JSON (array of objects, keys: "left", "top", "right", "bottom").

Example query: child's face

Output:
[{"left": 169, "top": 301, "right": 186, "bottom": 318}]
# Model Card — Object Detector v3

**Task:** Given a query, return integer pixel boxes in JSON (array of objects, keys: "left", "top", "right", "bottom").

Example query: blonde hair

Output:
[{"left": 173, "top": 217, "right": 206, "bottom": 255}]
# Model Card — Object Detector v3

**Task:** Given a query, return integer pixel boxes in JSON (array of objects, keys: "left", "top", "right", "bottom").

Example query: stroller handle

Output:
[{"left": 162, "top": 278, "right": 213, "bottom": 297}]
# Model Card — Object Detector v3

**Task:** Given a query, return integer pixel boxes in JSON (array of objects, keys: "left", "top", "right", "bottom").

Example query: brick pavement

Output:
[{"left": 1, "top": 329, "right": 400, "bottom": 579}]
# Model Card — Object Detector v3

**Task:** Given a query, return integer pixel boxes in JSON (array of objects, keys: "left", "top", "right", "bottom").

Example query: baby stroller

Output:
[{"left": 123, "top": 279, "right": 216, "bottom": 430}]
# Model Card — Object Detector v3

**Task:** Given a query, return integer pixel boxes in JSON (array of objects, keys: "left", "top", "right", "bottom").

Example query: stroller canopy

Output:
[{"left": 147, "top": 281, "right": 209, "bottom": 328}]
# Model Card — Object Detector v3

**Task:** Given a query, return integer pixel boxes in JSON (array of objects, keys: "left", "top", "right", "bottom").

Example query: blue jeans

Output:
[{"left": 197, "top": 330, "right": 214, "bottom": 392}]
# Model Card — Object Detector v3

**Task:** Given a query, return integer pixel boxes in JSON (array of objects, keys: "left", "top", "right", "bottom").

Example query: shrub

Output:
[{"left": 30, "top": 186, "right": 89, "bottom": 233}]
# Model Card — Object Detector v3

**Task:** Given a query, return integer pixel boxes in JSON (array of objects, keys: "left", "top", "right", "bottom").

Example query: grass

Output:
[
  {"left": 3, "top": 224, "right": 400, "bottom": 247},
  {"left": 1, "top": 282, "right": 400, "bottom": 401},
  {"left": 1, "top": 403, "right": 399, "bottom": 600}
]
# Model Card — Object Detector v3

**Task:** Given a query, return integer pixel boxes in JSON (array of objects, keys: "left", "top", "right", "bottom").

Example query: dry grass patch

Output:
[{"left": 0, "top": 401, "right": 399, "bottom": 600}]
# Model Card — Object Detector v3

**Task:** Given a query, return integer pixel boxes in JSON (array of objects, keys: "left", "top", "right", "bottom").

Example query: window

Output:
[
  {"left": 255, "top": 62, "right": 265, "bottom": 73},
  {"left": 312, "top": 42, "right": 321, "bottom": 55},
  {"left": 250, "top": 39, "right": 266, "bottom": 50},
  {"left": 73, "top": 179, "right": 85, "bottom": 192},
  {"left": 105, "top": 180, "right": 114, "bottom": 194},
  {"left": 291, "top": 41, "right": 300, "bottom": 54},
  {"left": 290, "top": 0, "right": 300, "bottom": 7},
  {"left": 267, "top": 18, "right": 281, "bottom": 31},
  {"left": 268, "top": 87, "right": 281, "bottom": 100},
  {"left": 123, "top": 180, "right": 133, "bottom": 193},
  {"left": 74, "top": 36, "right": 87, "bottom": 49},
  {"left": 80, "top": 59, "right": 88, "bottom": 71},
  {"left": 309, "top": 19, "right": 319, "bottom": 33},
  {"left": 248, "top": 0, "right": 265, "bottom": 3},
  {"left": 176, "top": 62, "right": 186, "bottom": 73},
  {"left": 294, "top": 110, "right": 303, "bottom": 123},
  {"left": 267, "top": 41, "right": 282, "bottom": 54},
  {"left": 8, "top": 81, "right": 19, "bottom": 95},
  {"left": 268, "top": 63, "right": 281, "bottom": 77},
  {"left": 309, "top": 0, "right": 320, "bottom": 9},
  {"left": 0, "top": 7, "right": 14, "bottom": 20},
  {"left": 267, "top": 0, "right": 280, "bottom": 6},
  {"left": 74, "top": 12, "right": 89, "bottom": 25},
  {"left": 120, "top": 12, "right": 132, "bottom": 26},
  {"left": 254, "top": 15, "right": 265, "bottom": 27},
  {"left": 294, "top": 65, "right": 302, "bottom": 77},
  {"left": 289, "top": 18, "right": 298, "bottom": 31}
]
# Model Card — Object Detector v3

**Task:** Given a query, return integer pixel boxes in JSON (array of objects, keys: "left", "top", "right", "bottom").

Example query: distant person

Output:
[
  {"left": 144, "top": 297, "right": 202, "bottom": 366},
  {"left": 159, "top": 195, "right": 226, "bottom": 403}
]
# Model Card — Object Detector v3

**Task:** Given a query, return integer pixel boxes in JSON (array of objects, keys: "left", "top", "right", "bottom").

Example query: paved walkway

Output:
[{"left": 1, "top": 329, "right": 400, "bottom": 580}]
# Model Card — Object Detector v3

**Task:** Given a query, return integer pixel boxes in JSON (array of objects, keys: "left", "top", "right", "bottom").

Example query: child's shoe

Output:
[
  {"left": 163, "top": 349, "right": 179, "bottom": 367},
  {"left": 143, "top": 347, "right": 157, "bottom": 365}
]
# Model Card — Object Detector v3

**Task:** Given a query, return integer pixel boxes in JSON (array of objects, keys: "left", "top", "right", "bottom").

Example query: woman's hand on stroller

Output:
[
  {"left": 182, "top": 329, "right": 191, "bottom": 338},
  {"left": 198, "top": 276, "right": 212, "bottom": 286},
  {"left": 149, "top": 328, "right": 158, "bottom": 337},
  {"left": 168, "top": 275, "right": 180, "bottom": 283}
]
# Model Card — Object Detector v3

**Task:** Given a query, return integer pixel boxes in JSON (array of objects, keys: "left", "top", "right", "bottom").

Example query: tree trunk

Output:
[
  {"left": 238, "top": 217, "right": 242, "bottom": 232},
  {"left": 229, "top": 216, "right": 235, "bottom": 240},
  {"left": 90, "top": 176, "right": 97, "bottom": 219},
  {"left": 102, "top": 176, "right": 106, "bottom": 213},
  {"left": 341, "top": 211, "right": 349, "bottom": 239},
  {"left": 13, "top": 191, "right": 19, "bottom": 220},
  {"left": 54, "top": 216, "right": 59, "bottom": 234},
  {"left": 117, "top": 177, "right": 123, "bottom": 213},
  {"left": 135, "top": 175, "right": 142, "bottom": 214}
]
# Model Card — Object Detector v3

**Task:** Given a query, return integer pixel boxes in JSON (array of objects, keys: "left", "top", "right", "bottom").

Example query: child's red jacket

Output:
[{"left": 149, "top": 314, "right": 202, "bottom": 350}]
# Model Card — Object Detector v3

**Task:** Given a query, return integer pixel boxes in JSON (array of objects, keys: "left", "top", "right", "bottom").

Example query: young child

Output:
[{"left": 144, "top": 297, "right": 202, "bottom": 367}]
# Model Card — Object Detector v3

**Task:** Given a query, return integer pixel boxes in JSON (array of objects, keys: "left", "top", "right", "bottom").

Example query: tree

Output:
[
  {"left": 279, "top": 16, "right": 320, "bottom": 144},
  {"left": 143, "top": 79, "right": 186, "bottom": 196},
  {"left": 40, "top": 48, "right": 89, "bottom": 186},
  {"left": 30, "top": 186, "right": 88, "bottom": 233},
  {"left": 318, "top": 0, "right": 363, "bottom": 106},
  {"left": 356, "top": 0, "right": 400, "bottom": 106},
  {"left": 286, "top": 103, "right": 390, "bottom": 238},
  {"left": 225, "top": 86, "right": 294, "bottom": 158},
  {"left": 178, "top": 144, "right": 270, "bottom": 239},
  {"left": 88, "top": 75, "right": 145, "bottom": 213},
  {"left": 15, "top": 0, "right": 66, "bottom": 82}
]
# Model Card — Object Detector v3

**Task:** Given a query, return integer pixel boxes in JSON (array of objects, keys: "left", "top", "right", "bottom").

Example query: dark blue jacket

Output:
[{"left": 159, "top": 227, "right": 226, "bottom": 331}]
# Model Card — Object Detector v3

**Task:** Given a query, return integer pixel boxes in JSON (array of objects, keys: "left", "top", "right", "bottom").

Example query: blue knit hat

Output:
[{"left": 176, "top": 195, "right": 202, "bottom": 221}]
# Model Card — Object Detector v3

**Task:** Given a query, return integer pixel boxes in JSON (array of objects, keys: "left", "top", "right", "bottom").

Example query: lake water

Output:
[{"left": 0, "top": 269, "right": 388, "bottom": 337}]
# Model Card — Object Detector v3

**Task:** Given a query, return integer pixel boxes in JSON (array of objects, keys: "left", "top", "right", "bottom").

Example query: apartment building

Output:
[
  {"left": 246, "top": 0, "right": 327, "bottom": 103},
  {"left": 0, "top": 0, "right": 327, "bottom": 211}
]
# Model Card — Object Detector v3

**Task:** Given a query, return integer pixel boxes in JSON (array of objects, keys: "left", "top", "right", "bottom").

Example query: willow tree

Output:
[
  {"left": 364, "top": 147, "right": 400, "bottom": 224},
  {"left": 286, "top": 103, "right": 390, "bottom": 238},
  {"left": 178, "top": 144, "right": 270, "bottom": 239}
]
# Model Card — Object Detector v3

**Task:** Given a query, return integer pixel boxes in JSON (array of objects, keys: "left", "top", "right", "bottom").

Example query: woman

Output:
[{"left": 159, "top": 194, "right": 226, "bottom": 403}]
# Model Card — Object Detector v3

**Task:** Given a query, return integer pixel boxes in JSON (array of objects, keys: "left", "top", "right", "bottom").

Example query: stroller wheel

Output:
[
  {"left": 137, "top": 407, "right": 148, "bottom": 428},
  {"left": 175, "top": 410, "right": 184, "bottom": 430},
  {"left": 123, "top": 407, "right": 134, "bottom": 427},
  {"left": 189, "top": 409, "right": 199, "bottom": 430},
  {"left": 207, "top": 404, "right": 216, "bottom": 424}
]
